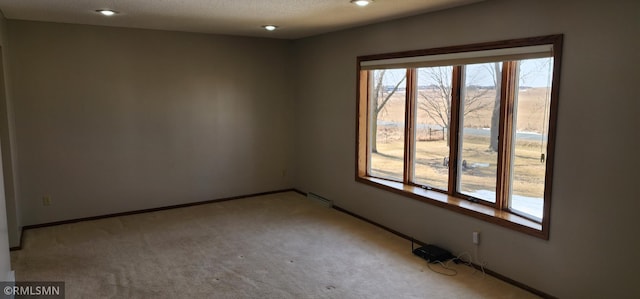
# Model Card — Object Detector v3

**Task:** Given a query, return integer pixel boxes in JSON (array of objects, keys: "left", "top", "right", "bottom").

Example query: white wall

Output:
[
  {"left": 292, "top": 0, "right": 640, "bottom": 297},
  {"left": 8, "top": 21, "right": 295, "bottom": 226}
]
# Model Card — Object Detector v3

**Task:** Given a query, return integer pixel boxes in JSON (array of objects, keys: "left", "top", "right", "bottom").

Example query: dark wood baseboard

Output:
[
  {"left": 331, "top": 204, "right": 557, "bottom": 299},
  {"left": 9, "top": 188, "right": 556, "bottom": 298},
  {"left": 475, "top": 265, "right": 557, "bottom": 299},
  {"left": 292, "top": 189, "right": 306, "bottom": 196},
  {"left": 333, "top": 206, "right": 422, "bottom": 245},
  {"left": 9, "top": 228, "right": 23, "bottom": 251},
  {"left": 11, "top": 188, "right": 297, "bottom": 251}
]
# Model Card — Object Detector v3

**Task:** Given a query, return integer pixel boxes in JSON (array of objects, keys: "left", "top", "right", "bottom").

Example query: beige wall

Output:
[
  {"left": 8, "top": 21, "right": 295, "bottom": 226},
  {"left": 0, "top": 12, "right": 13, "bottom": 280},
  {"left": 0, "top": 11, "right": 20, "bottom": 249},
  {"left": 3, "top": 0, "right": 639, "bottom": 296},
  {"left": 292, "top": 0, "right": 639, "bottom": 297}
]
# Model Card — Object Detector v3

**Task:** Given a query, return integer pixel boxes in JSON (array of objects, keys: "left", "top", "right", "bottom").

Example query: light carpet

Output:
[{"left": 10, "top": 192, "right": 538, "bottom": 298}]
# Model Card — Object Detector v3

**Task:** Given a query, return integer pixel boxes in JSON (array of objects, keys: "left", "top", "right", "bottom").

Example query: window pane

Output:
[
  {"left": 412, "top": 67, "right": 452, "bottom": 190},
  {"left": 368, "top": 69, "right": 406, "bottom": 182},
  {"left": 457, "top": 63, "right": 501, "bottom": 203},
  {"left": 509, "top": 58, "right": 553, "bottom": 220}
]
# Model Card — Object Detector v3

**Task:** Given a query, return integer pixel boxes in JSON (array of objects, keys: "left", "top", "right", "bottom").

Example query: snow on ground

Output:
[{"left": 467, "top": 190, "right": 543, "bottom": 220}]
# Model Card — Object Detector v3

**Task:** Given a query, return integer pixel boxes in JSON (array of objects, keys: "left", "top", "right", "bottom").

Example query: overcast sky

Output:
[{"left": 380, "top": 57, "right": 553, "bottom": 88}]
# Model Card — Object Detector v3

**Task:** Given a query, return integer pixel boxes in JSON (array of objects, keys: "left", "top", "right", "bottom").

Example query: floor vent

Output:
[{"left": 307, "top": 192, "right": 333, "bottom": 207}]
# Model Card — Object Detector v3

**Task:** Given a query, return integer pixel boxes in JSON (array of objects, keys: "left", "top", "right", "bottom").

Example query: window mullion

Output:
[
  {"left": 360, "top": 70, "right": 371, "bottom": 178},
  {"left": 496, "top": 61, "right": 517, "bottom": 210},
  {"left": 448, "top": 66, "right": 463, "bottom": 195},
  {"left": 403, "top": 68, "right": 416, "bottom": 184}
]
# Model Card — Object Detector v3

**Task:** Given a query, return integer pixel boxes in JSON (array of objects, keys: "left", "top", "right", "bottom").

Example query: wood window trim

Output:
[
  {"left": 403, "top": 69, "right": 415, "bottom": 184},
  {"left": 355, "top": 35, "right": 563, "bottom": 240},
  {"left": 355, "top": 176, "right": 544, "bottom": 236},
  {"left": 447, "top": 66, "right": 462, "bottom": 194},
  {"left": 495, "top": 61, "right": 518, "bottom": 211}
]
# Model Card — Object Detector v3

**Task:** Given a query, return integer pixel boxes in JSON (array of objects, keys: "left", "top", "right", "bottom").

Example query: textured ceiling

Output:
[{"left": 0, "top": 0, "right": 481, "bottom": 39}]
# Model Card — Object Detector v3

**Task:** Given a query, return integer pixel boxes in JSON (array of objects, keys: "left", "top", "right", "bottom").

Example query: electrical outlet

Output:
[
  {"left": 42, "top": 195, "right": 51, "bottom": 206},
  {"left": 472, "top": 231, "right": 480, "bottom": 245}
]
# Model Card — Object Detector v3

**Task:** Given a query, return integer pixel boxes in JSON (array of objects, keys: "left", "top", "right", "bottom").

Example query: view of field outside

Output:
[
  {"left": 414, "top": 66, "right": 452, "bottom": 191},
  {"left": 368, "top": 58, "right": 553, "bottom": 219}
]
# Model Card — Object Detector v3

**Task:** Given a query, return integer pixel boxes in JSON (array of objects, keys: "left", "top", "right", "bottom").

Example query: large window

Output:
[{"left": 356, "top": 35, "right": 562, "bottom": 239}]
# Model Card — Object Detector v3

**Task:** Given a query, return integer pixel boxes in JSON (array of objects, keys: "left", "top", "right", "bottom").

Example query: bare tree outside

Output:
[
  {"left": 487, "top": 62, "right": 502, "bottom": 152},
  {"left": 417, "top": 66, "right": 492, "bottom": 145},
  {"left": 370, "top": 69, "right": 406, "bottom": 153},
  {"left": 485, "top": 60, "right": 550, "bottom": 151},
  {"left": 418, "top": 62, "right": 545, "bottom": 153}
]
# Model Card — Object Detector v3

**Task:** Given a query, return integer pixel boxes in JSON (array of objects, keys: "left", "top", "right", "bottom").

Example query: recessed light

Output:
[
  {"left": 96, "top": 9, "right": 118, "bottom": 16},
  {"left": 263, "top": 25, "right": 278, "bottom": 31},
  {"left": 351, "top": 0, "right": 372, "bottom": 7}
]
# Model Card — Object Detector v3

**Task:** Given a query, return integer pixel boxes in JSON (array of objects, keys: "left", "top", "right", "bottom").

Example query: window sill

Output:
[{"left": 356, "top": 176, "right": 546, "bottom": 239}]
